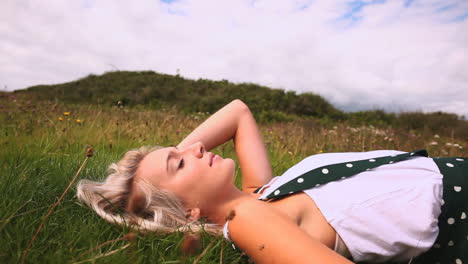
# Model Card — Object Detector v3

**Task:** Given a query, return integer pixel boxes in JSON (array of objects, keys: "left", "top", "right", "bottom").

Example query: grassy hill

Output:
[
  {"left": 19, "top": 71, "right": 342, "bottom": 120},
  {"left": 12, "top": 70, "right": 468, "bottom": 139}
]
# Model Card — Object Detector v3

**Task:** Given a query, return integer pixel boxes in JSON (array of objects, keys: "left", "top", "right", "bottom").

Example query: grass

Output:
[{"left": 0, "top": 93, "right": 466, "bottom": 264}]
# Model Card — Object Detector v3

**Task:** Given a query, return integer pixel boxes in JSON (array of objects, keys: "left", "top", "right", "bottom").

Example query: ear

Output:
[
  {"left": 127, "top": 194, "right": 146, "bottom": 215},
  {"left": 185, "top": 208, "right": 200, "bottom": 221}
]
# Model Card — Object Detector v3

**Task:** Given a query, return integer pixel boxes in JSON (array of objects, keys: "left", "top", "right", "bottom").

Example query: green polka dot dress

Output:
[
  {"left": 253, "top": 150, "right": 467, "bottom": 264},
  {"left": 411, "top": 156, "right": 467, "bottom": 264}
]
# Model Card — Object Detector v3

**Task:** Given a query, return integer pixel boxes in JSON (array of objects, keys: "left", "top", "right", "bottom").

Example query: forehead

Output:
[{"left": 137, "top": 147, "right": 171, "bottom": 184}]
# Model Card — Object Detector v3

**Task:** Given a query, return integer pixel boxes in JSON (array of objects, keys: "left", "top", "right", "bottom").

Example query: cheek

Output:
[
  {"left": 178, "top": 167, "right": 205, "bottom": 192},
  {"left": 162, "top": 171, "right": 197, "bottom": 196},
  {"left": 185, "top": 162, "right": 204, "bottom": 176}
]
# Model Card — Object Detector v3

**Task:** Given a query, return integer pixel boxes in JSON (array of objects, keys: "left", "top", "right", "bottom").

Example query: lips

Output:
[{"left": 209, "top": 152, "right": 214, "bottom": 166}]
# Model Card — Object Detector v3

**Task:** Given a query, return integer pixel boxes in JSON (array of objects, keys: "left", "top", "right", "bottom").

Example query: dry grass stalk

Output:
[
  {"left": 192, "top": 239, "right": 217, "bottom": 264},
  {"left": 20, "top": 147, "right": 94, "bottom": 264},
  {"left": 219, "top": 243, "right": 223, "bottom": 264},
  {"left": 76, "top": 232, "right": 135, "bottom": 259},
  {"left": 71, "top": 244, "right": 130, "bottom": 264}
]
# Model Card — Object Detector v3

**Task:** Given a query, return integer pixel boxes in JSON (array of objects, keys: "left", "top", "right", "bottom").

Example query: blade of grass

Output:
[{"left": 0, "top": 199, "right": 31, "bottom": 231}]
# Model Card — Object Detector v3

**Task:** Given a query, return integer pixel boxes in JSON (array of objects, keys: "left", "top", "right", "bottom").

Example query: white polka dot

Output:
[
  {"left": 456, "top": 158, "right": 464, "bottom": 161},
  {"left": 461, "top": 212, "right": 466, "bottom": 219},
  {"left": 341, "top": 177, "right": 346, "bottom": 179},
  {"left": 410, "top": 152, "right": 415, "bottom": 156},
  {"left": 433, "top": 243, "right": 441, "bottom": 248},
  {"left": 322, "top": 168, "right": 329, "bottom": 174},
  {"left": 456, "top": 259, "right": 462, "bottom": 264},
  {"left": 454, "top": 186, "right": 462, "bottom": 192},
  {"left": 297, "top": 178, "right": 304, "bottom": 183},
  {"left": 274, "top": 190, "right": 280, "bottom": 195},
  {"left": 446, "top": 163, "right": 454, "bottom": 167},
  {"left": 441, "top": 199, "right": 445, "bottom": 206},
  {"left": 346, "top": 163, "right": 353, "bottom": 168},
  {"left": 366, "top": 168, "right": 370, "bottom": 171},
  {"left": 369, "top": 159, "right": 376, "bottom": 162},
  {"left": 448, "top": 218, "right": 455, "bottom": 225},
  {"left": 289, "top": 191, "right": 293, "bottom": 194},
  {"left": 232, "top": 244, "right": 236, "bottom": 250},
  {"left": 389, "top": 161, "right": 394, "bottom": 164},
  {"left": 448, "top": 240, "right": 454, "bottom": 246},
  {"left": 315, "top": 184, "right": 320, "bottom": 187}
]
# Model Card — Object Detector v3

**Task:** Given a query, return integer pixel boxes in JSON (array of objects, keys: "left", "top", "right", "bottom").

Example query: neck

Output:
[{"left": 202, "top": 184, "right": 253, "bottom": 226}]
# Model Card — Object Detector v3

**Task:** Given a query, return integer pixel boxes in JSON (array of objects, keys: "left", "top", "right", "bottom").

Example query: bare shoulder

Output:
[{"left": 228, "top": 200, "right": 353, "bottom": 264}]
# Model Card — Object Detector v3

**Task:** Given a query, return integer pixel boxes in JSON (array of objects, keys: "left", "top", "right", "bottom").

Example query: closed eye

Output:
[{"left": 178, "top": 159, "right": 184, "bottom": 169}]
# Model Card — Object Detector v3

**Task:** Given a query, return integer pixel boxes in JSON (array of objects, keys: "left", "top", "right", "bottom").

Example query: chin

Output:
[
  {"left": 225, "top": 158, "right": 236, "bottom": 170},
  {"left": 220, "top": 158, "right": 236, "bottom": 178}
]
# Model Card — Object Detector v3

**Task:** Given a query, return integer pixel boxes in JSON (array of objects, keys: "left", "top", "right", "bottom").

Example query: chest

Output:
[{"left": 265, "top": 191, "right": 337, "bottom": 248}]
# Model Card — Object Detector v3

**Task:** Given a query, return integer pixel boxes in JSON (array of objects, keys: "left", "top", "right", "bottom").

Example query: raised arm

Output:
[
  {"left": 229, "top": 200, "right": 354, "bottom": 264},
  {"left": 176, "top": 99, "right": 273, "bottom": 192}
]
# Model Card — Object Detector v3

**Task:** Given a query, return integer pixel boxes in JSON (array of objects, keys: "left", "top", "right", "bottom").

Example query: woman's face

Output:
[{"left": 136, "top": 142, "right": 236, "bottom": 210}]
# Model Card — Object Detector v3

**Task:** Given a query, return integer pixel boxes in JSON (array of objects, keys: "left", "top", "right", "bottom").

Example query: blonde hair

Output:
[{"left": 76, "top": 146, "right": 222, "bottom": 235}]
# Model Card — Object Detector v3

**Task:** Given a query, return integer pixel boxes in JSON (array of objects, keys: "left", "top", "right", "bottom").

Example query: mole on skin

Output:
[{"left": 225, "top": 210, "right": 236, "bottom": 221}]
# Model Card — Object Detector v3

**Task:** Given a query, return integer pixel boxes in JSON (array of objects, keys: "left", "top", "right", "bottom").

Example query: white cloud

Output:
[{"left": 0, "top": 0, "right": 467, "bottom": 117}]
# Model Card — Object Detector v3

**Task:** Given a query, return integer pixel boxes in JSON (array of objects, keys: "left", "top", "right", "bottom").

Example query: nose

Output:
[{"left": 190, "top": 142, "right": 205, "bottom": 158}]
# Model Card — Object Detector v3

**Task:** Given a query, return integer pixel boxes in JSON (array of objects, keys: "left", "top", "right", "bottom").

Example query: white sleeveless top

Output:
[{"left": 223, "top": 150, "right": 443, "bottom": 263}]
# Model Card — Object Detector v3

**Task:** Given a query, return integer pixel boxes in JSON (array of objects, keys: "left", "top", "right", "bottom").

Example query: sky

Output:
[{"left": 1, "top": 0, "right": 467, "bottom": 117}]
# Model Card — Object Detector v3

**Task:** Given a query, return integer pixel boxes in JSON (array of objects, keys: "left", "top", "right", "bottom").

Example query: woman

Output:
[{"left": 77, "top": 100, "right": 467, "bottom": 264}]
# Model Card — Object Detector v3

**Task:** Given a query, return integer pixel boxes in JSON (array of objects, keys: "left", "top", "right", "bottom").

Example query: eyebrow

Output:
[
  {"left": 166, "top": 147, "right": 178, "bottom": 173},
  {"left": 166, "top": 151, "right": 172, "bottom": 174}
]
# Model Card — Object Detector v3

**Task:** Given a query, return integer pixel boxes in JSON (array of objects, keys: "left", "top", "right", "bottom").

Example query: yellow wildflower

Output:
[
  {"left": 76, "top": 119, "right": 83, "bottom": 123},
  {"left": 63, "top": 112, "right": 70, "bottom": 116},
  {"left": 58, "top": 117, "right": 63, "bottom": 121}
]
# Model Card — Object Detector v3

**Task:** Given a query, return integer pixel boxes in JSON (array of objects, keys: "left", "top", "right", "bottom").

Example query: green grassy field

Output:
[{"left": 0, "top": 93, "right": 466, "bottom": 264}]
